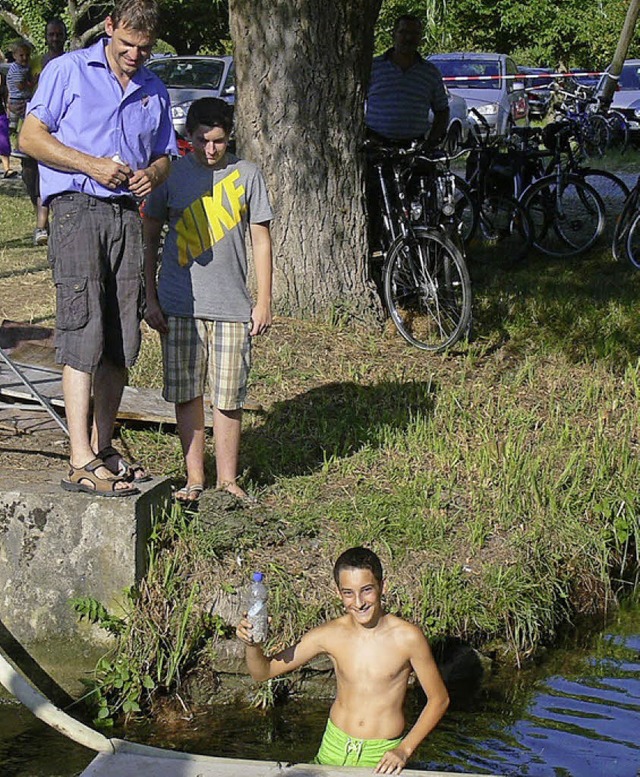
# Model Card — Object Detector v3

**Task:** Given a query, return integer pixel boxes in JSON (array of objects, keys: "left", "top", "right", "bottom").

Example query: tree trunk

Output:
[{"left": 229, "top": 0, "right": 384, "bottom": 324}]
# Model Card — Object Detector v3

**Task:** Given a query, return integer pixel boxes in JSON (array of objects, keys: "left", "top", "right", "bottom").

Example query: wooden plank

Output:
[{"left": 0, "top": 361, "right": 263, "bottom": 425}]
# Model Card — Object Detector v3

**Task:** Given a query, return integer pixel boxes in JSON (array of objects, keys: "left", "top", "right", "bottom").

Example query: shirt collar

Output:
[
  {"left": 86, "top": 37, "right": 153, "bottom": 89},
  {"left": 383, "top": 47, "right": 425, "bottom": 64}
]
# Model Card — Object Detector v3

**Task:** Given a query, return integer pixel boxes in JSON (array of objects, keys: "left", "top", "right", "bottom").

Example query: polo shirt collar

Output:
[{"left": 383, "top": 47, "right": 425, "bottom": 64}]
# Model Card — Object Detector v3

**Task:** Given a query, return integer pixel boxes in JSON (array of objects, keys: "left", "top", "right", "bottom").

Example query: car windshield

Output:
[
  {"left": 147, "top": 59, "right": 225, "bottom": 89},
  {"left": 619, "top": 64, "right": 640, "bottom": 90},
  {"left": 431, "top": 59, "right": 502, "bottom": 90}
]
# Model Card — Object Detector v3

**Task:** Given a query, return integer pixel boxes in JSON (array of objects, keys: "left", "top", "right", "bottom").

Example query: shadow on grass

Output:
[
  {"left": 0, "top": 260, "right": 50, "bottom": 277},
  {"left": 468, "top": 246, "right": 640, "bottom": 366},
  {"left": 242, "top": 378, "right": 436, "bottom": 484}
]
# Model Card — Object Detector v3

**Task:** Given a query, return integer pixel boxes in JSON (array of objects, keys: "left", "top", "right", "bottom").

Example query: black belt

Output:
[{"left": 53, "top": 192, "right": 138, "bottom": 211}]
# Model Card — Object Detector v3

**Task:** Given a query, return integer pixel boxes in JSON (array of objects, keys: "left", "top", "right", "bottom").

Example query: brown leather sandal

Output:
[
  {"left": 97, "top": 446, "right": 152, "bottom": 482},
  {"left": 61, "top": 458, "right": 140, "bottom": 497}
]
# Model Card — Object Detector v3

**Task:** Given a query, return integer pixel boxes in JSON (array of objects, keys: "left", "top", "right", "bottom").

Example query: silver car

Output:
[
  {"left": 428, "top": 52, "right": 528, "bottom": 137},
  {"left": 146, "top": 55, "right": 235, "bottom": 138},
  {"left": 601, "top": 60, "right": 640, "bottom": 137}
]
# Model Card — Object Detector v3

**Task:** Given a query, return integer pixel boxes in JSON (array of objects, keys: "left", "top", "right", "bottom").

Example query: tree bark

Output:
[{"left": 229, "top": 0, "right": 384, "bottom": 324}]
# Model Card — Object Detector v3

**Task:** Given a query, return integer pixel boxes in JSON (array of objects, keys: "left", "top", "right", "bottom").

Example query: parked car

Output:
[
  {"left": 443, "top": 87, "right": 471, "bottom": 151},
  {"left": 519, "top": 66, "right": 554, "bottom": 120},
  {"left": 597, "top": 60, "right": 640, "bottom": 138},
  {"left": 428, "top": 52, "right": 528, "bottom": 137},
  {"left": 423, "top": 87, "right": 470, "bottom": 152},
  {"left": 146, "top": 55, "right": 235, "bottom": 139}
]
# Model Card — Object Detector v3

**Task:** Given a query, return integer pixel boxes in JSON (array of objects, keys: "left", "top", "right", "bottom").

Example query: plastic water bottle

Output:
[{"left": 246, "top": 571, "right": 268, "bottom": 643}]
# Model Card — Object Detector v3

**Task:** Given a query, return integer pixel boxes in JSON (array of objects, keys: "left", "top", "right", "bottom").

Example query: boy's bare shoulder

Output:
[{"left": 386, "top": 614, "right": 431, "bottom": 644}]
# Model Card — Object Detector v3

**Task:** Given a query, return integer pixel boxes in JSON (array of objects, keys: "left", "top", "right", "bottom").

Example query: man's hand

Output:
[
  {"left": 90, "top": 157, "right": 133, "bottom": 190},
  {"left": 129, "top": 167, "right": 157, "bottom": 199},
  {"left": 374, "top": 747, "right": 409, "bottom": 775},
  {"left": 144, "top": 295, "right": 168, "bottom": 334},
  {"left": 250, "top": 301, "right": 272, "bottom": 337}
]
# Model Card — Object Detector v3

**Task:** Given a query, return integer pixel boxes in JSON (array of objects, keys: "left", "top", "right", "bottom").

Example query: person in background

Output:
[
  {"left": 143, "top": 97, "right": 273, "bottom": 505},
  {"left": 19, "top": 0, "right": 176, "bottom": 497},
  {"left": 6, "top": 40, "right": 32, "bottom": 150},
  {"left": 365, "top": 14, "right": 449, "bottom": 147},
  {"left": 0, "top": 51, "right": 18, "bottom": 178},
  {"left": 237, "top": 547, "right": 449, "bottom": 774},
  {"left": 26, "top": 18, "right": 68, "bottom": 246}
]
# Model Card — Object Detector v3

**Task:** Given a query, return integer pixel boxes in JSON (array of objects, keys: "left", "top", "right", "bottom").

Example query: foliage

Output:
[
  {"left": 0, "top": 0, "right": 228, "bottom": 53},
  {"left": 376, "top": 0, "right": 639, "bottom": 68},
  {"left": 72, "top": 502, "right": 229, "bottom": 725},
  {"left": 159, "top": 0, "right": 229, "bottom": 54}
]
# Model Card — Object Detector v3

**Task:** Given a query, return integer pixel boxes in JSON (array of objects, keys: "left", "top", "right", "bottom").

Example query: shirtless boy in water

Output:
[{"left": 236, "top": 547, "right": 449, "bottom": 774}]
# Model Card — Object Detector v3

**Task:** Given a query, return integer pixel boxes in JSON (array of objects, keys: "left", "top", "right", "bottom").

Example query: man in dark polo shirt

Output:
[
  {"left": 20, "top": 0, "right": 177, "bottom": 497},
  {"left": 366, "top": 14, "right": 449, "bottom": 146}
]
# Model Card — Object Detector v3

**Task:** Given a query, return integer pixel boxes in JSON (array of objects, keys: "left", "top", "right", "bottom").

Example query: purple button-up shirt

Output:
[{"left": 27, "top": 38, "right": 177, "bottom": 204}]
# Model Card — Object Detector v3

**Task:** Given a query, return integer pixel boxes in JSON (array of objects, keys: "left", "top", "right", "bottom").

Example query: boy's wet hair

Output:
[
  {"left": 333, "top": 547, "right": 383, "bottom": 585},
  {"left": 186, "top": 97, "right": 233, "bottom": 135},
  {"left": 110, "top": 0, "right": 160, "bottom": 35}
]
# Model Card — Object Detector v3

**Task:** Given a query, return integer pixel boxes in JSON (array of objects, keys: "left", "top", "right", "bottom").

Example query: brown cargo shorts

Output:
[{"left": 49, "top": 193, "right": 144, "bottom": 373}]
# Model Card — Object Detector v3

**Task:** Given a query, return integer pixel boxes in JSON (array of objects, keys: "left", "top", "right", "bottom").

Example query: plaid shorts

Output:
[{"left": 162, "top": 317, "right": 251, "bottom": 409}]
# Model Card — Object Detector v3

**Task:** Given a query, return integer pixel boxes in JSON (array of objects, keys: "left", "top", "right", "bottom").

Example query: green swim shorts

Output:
[{"left": 314, "top": 718, "right": 403, "bottom": 768}]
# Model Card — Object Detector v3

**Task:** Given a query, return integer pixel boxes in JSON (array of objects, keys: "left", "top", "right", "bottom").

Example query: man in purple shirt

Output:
[{"left": 20, "top": 0, "right": 177, "bottom": 497}]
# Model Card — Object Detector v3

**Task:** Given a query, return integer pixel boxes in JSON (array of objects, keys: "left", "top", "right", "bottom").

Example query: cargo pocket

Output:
[{"left": 55, "top": 276, "right": 89, "bottom": 331}]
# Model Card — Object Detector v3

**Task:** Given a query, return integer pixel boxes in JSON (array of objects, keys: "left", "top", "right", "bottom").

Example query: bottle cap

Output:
[{"left": 252, "top": 572, "right": 264, "bottom": 582}]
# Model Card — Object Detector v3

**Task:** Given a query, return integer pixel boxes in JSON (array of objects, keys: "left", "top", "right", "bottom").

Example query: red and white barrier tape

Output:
[{"left": 442, "top": 71, "right": 608, "bottom": 82}]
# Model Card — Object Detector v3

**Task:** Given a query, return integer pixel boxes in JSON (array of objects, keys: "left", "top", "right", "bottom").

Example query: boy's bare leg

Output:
[
  {"left": 63, "top": 364, "right": 132, "bottom": 490},
  {"left": 213, "top": 407, "right": 247, "bottom": 497},
  {"left": 175, "top": 396, "right": 206, "bottom": 491}
]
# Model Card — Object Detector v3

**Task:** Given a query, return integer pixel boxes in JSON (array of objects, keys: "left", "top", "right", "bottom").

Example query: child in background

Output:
[{"left": 6, "top": 41, "right": 32, "bottom": 150}]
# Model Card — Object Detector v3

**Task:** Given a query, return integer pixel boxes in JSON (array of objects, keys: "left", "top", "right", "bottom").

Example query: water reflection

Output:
[{"left": 1, "top": 601, "right": 639, "bottom": 776}]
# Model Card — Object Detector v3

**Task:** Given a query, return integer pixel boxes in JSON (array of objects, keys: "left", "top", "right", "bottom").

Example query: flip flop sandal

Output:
[
  {"left": 61, "top": 458, "right": 140, "bottom": 498},
  {"left": 174, "top": 484, "right": 204, "bottom": 504},
  {"left": 97, "top": 446, "right": 152, "bottom": 482},
  {"left": 3, "top": 170, "right": 18, "bottom": 179}
]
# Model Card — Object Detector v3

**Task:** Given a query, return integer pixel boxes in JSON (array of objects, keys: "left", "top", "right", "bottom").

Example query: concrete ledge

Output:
[{"left": 0, "top": 474, "right": 173, "bottom": 693}]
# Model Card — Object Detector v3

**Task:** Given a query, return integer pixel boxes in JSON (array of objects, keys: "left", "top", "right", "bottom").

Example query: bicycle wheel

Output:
[
  {"left": 606, "top": 110, "right": 629, "bottom": 154},
  {"left": 624, "top": 210, "right": 640, "bottom": 270},
  {"left": 613, "top": 187, "right": 640, "bottom": 263},
  {"left": 579, "top": 169, "right": 629, "bottom": 245},
  {"left": 583, "top": 114, "right": 610, "bottom": 158},
  {"left": 383, "top": 227, "right": 472, "bottom": 352},
  {"left": 452, "top": 173, "right": 478, "bottom": 245},
  {"left": 521, "top": 174, "right": 605, "bottom": 257},
  {"left": 471, "top": 195, "right": 534, "bottom": 264}
]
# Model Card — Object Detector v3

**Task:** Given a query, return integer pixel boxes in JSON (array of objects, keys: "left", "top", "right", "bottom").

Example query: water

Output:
[{"left": 1, "top": 599, "right": 639, "bottom": 776}]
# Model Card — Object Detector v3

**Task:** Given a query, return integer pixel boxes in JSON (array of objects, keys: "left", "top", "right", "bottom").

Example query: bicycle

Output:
[
  {"left": 486, "top": 122, "right": 608, "bottom": 258},
  {"left": 464, "top": 111, "right": 534, "bottom": 263},
  {"left": 613, "top": 175, "right": 640, "bottom": 269},
  {"left": 366, "top": 140, "right": 472, "bottom": 352}
]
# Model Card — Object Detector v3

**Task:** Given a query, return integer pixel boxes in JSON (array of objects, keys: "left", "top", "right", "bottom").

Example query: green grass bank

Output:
[{"left": 1, "top": 172, "right": 639, "bottom": 720}]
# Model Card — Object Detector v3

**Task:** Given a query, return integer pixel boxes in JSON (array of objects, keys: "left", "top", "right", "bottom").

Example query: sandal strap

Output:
[{"left": 97, "top": 446, "right": 123, "bottom": 462}]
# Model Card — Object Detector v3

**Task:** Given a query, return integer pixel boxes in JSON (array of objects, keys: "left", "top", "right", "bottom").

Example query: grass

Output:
[{"left": 2, "top": 159, "right": 640, "bottom": 711}]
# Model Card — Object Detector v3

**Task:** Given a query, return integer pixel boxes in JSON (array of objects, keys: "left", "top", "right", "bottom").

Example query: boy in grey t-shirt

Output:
[{"left": 144, "top": 98, "right": 273, "bottom": 503}]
